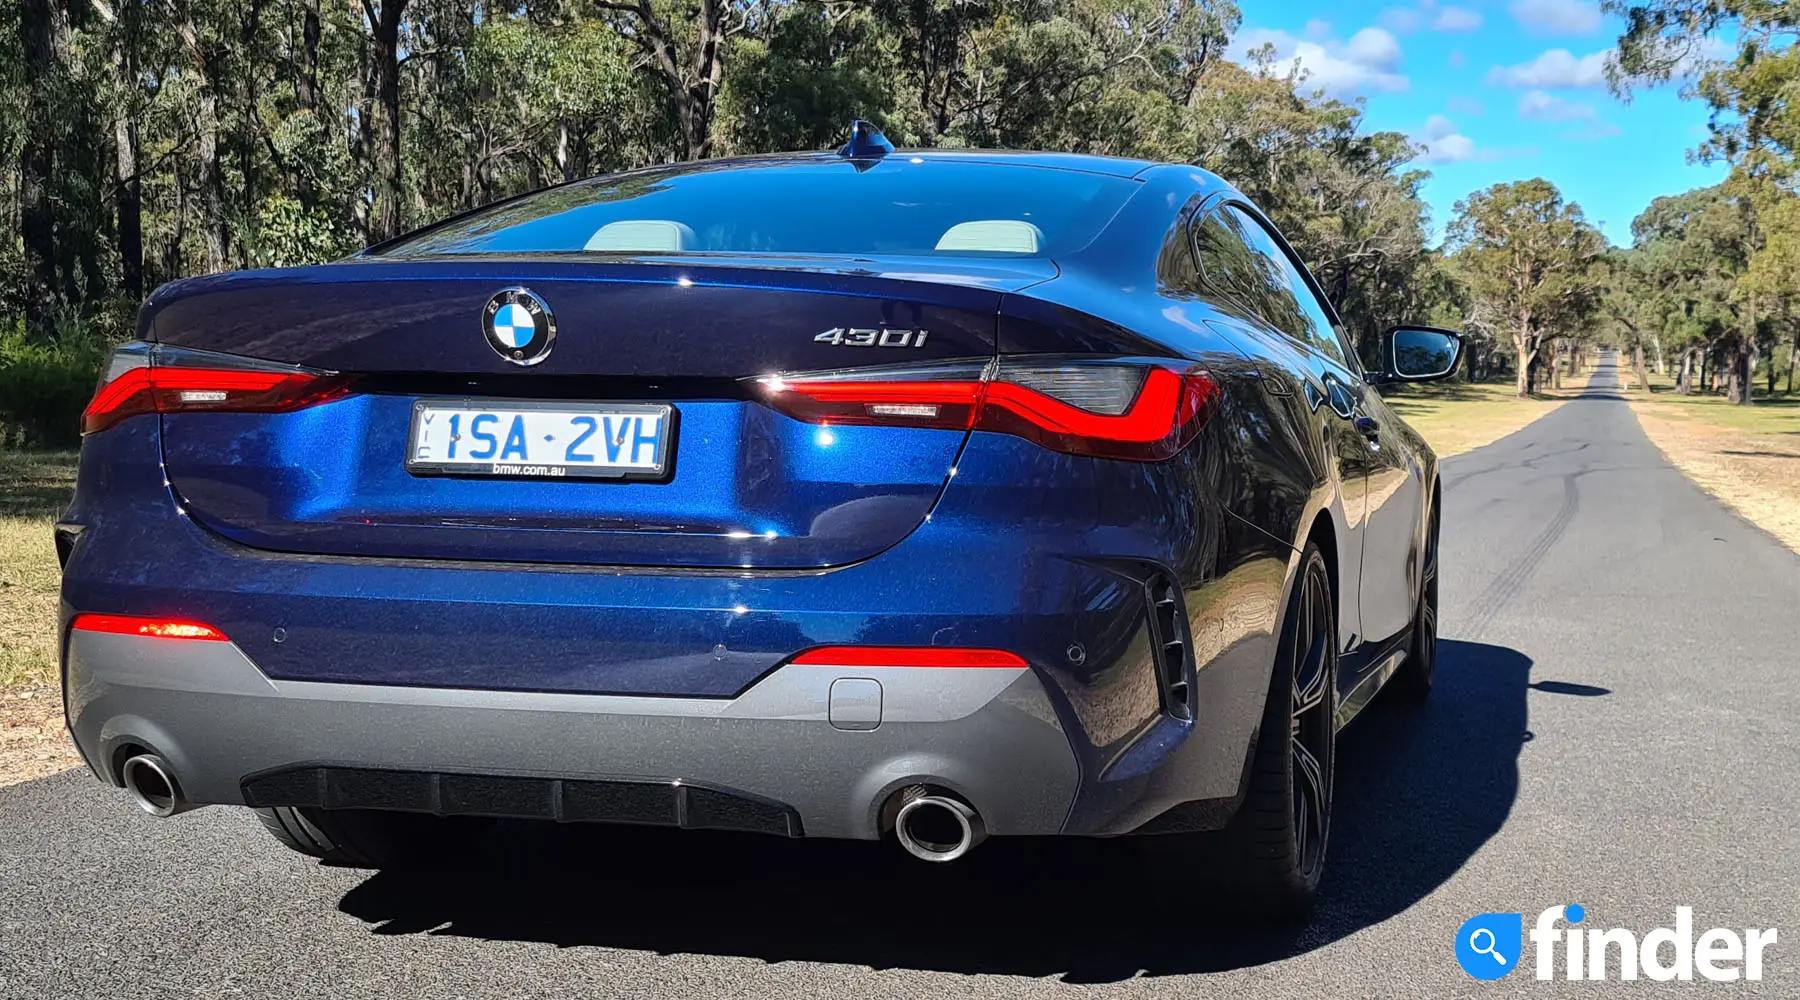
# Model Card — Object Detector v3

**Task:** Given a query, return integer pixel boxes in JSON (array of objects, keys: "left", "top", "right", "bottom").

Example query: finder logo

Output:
[
  {"left": 1456, "top": 912, "right": 1522, "bottom": 981},
  {"left": 1457, "top": 904, "right": 1778, "bottom": 982}
]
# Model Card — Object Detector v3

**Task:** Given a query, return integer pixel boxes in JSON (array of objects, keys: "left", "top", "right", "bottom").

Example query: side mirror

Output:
[{"left": 1374, "top": 326, "right": 1464, "bottom": 384}]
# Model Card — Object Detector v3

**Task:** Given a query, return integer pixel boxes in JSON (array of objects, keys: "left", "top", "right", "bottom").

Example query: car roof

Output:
[{"left": 615, "top": 149, "right": 1167, "bottom": 180}]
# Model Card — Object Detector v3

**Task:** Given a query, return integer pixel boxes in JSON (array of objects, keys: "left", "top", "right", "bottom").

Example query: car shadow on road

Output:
[{"left": 337, "top": 639, "right": 1543, "bottom": 982}]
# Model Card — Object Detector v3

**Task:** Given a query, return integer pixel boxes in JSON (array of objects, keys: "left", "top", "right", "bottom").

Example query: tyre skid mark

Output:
[{"left": 1458, "top": 472, "right": 1581, "bottom": 643}]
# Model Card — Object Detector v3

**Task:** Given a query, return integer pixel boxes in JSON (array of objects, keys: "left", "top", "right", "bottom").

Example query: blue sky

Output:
[{"left": 1231, "top": 0, "right": 1729, "bottom": 245}]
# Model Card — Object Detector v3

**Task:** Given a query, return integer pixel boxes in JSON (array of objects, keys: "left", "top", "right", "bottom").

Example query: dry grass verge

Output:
[
  {"left": 0, "top": 449, "right": 82, "bottom": 785},
  {"left": 1384, "top": 363, "right": 1593, "bottom": 458},
  {"left": 1621, "top": 373, "right": 1800, "bottom": 555}
]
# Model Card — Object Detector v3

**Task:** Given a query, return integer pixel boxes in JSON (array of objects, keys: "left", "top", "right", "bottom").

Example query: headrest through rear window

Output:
[
  {"left": 935, "top": 220, "right": 1043, "bottom": 254},
  {"left": 585, "top": 220, "right": 696, "bottom": 253}
]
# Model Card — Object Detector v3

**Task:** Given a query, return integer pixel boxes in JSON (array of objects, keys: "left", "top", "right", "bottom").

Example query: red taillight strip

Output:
[
  {"left": 790, "top": 646, "right": 1027, "bottom": 668},
  {"left": 764, "top": 364, "right": 1219, "bottom": 461},
  {"left": 71, "top": 614, "right": 229, "bottom": 641},
  {"left": 82, "top": 366, "right": 351, "bottom": 435},
  {"left": 984, "top": 368, "right": 1189, "bottom": 443}
]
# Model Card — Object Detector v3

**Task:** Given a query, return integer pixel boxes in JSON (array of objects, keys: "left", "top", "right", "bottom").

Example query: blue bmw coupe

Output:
[{"left": 59, "top": 125, "right": 1462, "bottom": 916}]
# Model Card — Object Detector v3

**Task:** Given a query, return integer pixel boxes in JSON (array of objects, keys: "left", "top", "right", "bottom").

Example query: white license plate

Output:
[{"left": 406, "top": 400, "right": 674, "bottom": 479}]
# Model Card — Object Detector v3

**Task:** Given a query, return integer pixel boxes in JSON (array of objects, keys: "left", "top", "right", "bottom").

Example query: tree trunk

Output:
[
  {"left": 165, "top": 159, "right": 187, "bottom": 276},
  {"left": 19, "top": 0, "right": 68, "bottom": 339},
  {"left": 198, "top": 86, "right": 225, "bottom": 271},
  {"left": 1788, "top": 332, "right": 1797, "bottom": 395},
  {"left": 1726, "top": 344, "right": 1749, "bottom": 405},
  {"left": 237, "top": 0, "right": 264, "bottom": 264},
  {"left": 604, "top": 0, "right": 729, "bottom": 161},
  {"left": 294, "top": 0, "right": 320, "bottom": 205},
  {"left": 172, "top": 8, "right": 225, "bottom": 272},
  {"left": 114, "top": 104, "right": 143, "bottom": 300},
  {"left": 113, "top": 0, "right": 143, "bottom": 299},
  {"left": 1735, "top": 294, "right": 1757, "bottom": 405},
  {"left": 365, "top": 0, "right": 408, "bottom": 242},
  {"left": 1515, "top": 342, "right": 1532, "bottom": 397}
]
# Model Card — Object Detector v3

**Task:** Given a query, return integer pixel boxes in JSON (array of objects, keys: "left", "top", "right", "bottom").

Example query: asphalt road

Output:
[{"left": 4, "top": 354, "right": 1797, "bottom": 998}]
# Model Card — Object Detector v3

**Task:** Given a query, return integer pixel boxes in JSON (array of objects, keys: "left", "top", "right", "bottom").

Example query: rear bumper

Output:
[
  {"left": 65, "top": 630, "right": 1079, "bottom": 839},
  {"left": 60, "top": 419, "right": 1284, "bottom": 838}
]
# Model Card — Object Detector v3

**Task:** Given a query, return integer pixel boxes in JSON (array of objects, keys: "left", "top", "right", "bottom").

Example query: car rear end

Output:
[{"left": 59, "top": 153, "right": 1261, "bottom": 856}]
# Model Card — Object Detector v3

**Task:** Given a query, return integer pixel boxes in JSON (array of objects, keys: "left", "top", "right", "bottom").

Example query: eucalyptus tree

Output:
[{"left": 1445, "top": 179, "right": 1606, "bottom": 396}]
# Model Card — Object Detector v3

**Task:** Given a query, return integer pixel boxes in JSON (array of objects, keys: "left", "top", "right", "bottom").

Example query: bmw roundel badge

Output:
[{"left": 482, "top": 288, "right": 556, "bottom": 366}]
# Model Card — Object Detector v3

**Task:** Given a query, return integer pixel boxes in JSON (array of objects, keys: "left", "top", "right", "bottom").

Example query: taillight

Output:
[
  {"left": 82, "top": 344, "right": 350, "bottom": 435},
  {"left": 757, "top": 357, "right": 1218, "bottom": 462},
  {"left": 70, "top": 613, "right": 229, "bottom": 641}
]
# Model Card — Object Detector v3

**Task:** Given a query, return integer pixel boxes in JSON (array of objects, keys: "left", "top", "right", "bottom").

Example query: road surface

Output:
[{"left": 4, "top": 354, "right": 1797, "bottom": 998}]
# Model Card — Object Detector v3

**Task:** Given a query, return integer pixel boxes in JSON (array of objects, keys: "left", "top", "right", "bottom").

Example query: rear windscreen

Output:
[{"left": 373, "top": 158, "right": 1139, "bottom": 260}]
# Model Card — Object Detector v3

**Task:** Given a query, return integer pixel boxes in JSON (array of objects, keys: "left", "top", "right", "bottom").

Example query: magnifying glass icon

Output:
[{"left": 1468, "top": 928, "right": 1509, "bottom": 965}]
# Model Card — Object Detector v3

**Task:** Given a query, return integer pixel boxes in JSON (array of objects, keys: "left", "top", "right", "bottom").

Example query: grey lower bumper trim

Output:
[
  {"left": 66, "top": 631, "right": 1080, "bottom": 840},
  {"left": 242, "top": 765, "right": 803, "bottom": 837}
]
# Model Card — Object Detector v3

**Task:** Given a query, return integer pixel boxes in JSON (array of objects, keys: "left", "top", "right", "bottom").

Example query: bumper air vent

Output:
[
  {"left": 241, "top": 766, "right": 803, "bottom": 837},
  {"left": 1147, "top": 574, "right": 1195, "bottom": 722}
]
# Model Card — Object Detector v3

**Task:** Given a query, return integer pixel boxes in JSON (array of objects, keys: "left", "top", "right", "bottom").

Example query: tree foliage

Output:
[
  {"left": 1444, "top": 179, "right": 1605, "bottom": 396},
  {"left": 4, "top": 0, "right": 1460, "bottom": 404},
  {"left": 1608, "top": 0, "right": 1800, "bottom": 401}
]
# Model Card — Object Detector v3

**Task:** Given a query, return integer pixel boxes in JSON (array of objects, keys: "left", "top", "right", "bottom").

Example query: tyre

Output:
[
  {"left": 1393, "top": 494, "right": 1440, "bottom": 702},
  {"left": 254, "top": 806, "right": 474, "bottom": 868},
  {"left": 1136, "top": 542, "right": 1337, "bottom": 920}
]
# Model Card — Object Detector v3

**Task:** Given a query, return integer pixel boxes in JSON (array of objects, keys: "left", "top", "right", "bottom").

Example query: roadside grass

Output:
[
  {"left": 0, "top": 450, "right": 76, "bottom": 691},
  {"left": 1621, "top": 371, "right": 1800, "bottom": 555},
  {"left": 1383, "top": 366, "right": 1589, "bottom": 458},
  {"left": 1618, "top": 368, "right": 1800, "bottom": 435},
  {"left": 0, "top": 449, "right": 81, "bottom": 785}
]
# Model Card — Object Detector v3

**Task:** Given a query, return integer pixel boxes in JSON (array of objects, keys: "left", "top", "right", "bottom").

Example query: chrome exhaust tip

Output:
[
  {"left": 120, "top": 754, "right": 193, "bottom": 818},
  {"left": 893, "top": 787, "right": 986, "bottom": 862}
]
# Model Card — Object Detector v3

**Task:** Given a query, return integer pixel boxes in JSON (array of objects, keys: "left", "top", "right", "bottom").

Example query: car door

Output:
[
  {"left": 1191, "top": 204, "right": 1371, "bottom": 660},
  {"left": 1214, "top": 205, "right": 1423, "bottom": 651},
  {"left": 1350, "top": 381, "right": 1428, "bottom": 644}
]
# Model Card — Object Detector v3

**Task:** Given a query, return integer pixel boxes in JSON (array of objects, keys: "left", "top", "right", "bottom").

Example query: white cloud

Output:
[
  {"left": 1516, "top": 91, "right": 1623, "bottom": 140},
  {"left": 1385, "top": 2, "right": 1482, "bottom": 35},
  {"left": 1434, "top": 5, "right": 1484, "bottom": 32},
  {"left": 1232, "top": 25, "right": 1411, "bottom": 96},
  {"left": 1415, "top": 114, "right": 1479, "bottom": 163},
  {"left": 1509, "top": 0, "right": 1603, "bottom": 36},
  {"left": 1448, "top": 94, "right": 1486, "bottom": 115},
  {"left": 1488, "top": 48, "right": 1612, "bottom": 88},
  {"left": 1381, "top": 7, "right": 1422, "bottom": 34},
  {"left": 1412, "top": 115, "right": 1537, "bottom": 164},
  {"left": 1518, "top": 90, "right": 1598, "bottom": 121}
]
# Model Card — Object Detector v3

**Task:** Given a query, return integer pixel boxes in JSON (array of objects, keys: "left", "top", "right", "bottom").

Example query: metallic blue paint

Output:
[
  {"left": 62, "top": 151, "right": 1445, "bottom": 839},
  {"left": 161, "top": 400, "right": 968, "bottom": 568}
]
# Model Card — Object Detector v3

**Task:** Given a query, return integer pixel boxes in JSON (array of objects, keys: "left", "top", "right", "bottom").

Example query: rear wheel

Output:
[
  {"left": 1394, "top": 496, "right": 1440, "bottom": 701},
  {"left": 254, "top": 806, "right": 474, "bottom": 868},
  {"left": 1138, "top": 542, "right": 1337, "bottom": 920}
]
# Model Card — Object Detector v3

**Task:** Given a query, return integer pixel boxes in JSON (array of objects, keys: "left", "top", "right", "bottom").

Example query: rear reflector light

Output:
[
  {"left": 71, "top": 614, "right": 228, "bottom": 641},
  {"left": 82, "top": 344, "right": 350, "bottom": 435},
  {"left": 790, "top": 646, "right": 1028, "bottom": 668},
  {"left": 758, "top": 358, "right": 1218, "bottom": 462}
]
